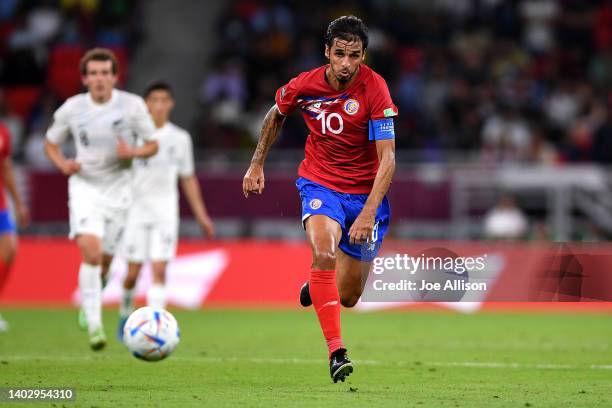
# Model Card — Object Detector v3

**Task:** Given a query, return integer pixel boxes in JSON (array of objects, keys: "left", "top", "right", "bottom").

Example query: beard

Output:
[{"left": 336, "top": 70, "right": 354, "bottom": 84}]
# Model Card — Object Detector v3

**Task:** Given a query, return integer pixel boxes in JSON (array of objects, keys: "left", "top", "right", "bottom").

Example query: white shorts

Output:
[
  {"left": 69, "top": 199, "right": 127, "bottom": 255},
  {"left": 123, "top": 221, "right": 178, "bottom": 263},
  {"left": 68, "top": 177, "right": 129, "bottom": 255}
]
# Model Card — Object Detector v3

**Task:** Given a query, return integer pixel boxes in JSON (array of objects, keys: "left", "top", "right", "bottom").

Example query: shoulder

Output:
[
  {"left": 167, "top": 122, "right": 189, "bottom": 137},
  {"left": 361, "top": 65, "right": 394, "bottom": 105},
  {"left": 116, "top": 89, "right": 147, "bottom": 108},
  {"left": 361, "top": 65, "right": 389, "bottom": 88},
  {"left": 302, "top": 65, "right": 327, "bottom": 81},
  {"left": 167, "top": 123, "right": 192, "bottom": 144},
  {"left": 58, "top": 93, "right": 87, "bottom": 113},
  {"left": 50, "top": 93, "right": 87, "bottom": 120},
  {"left": 65, "top": 93, "right": 88, "bottom": 105},
  {"left": 288, "top": 65, "right": 326, "bottom": 88}
]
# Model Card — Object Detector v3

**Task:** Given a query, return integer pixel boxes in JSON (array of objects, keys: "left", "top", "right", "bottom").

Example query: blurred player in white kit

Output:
[
  {"left": 117, "top": 81, "right": 215, "bottom": 340},
  {"left": 44, "top": 48, "right": 158, "bottom": 350}
]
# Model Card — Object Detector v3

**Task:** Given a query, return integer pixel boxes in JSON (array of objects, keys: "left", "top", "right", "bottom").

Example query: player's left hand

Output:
[
  {"left": 199, "top": 215, "right": 216, "bottom": 238},
  {"left": 116, "top": 139, "right": 134, "bottom": 159},
  {"left": 348, "top": 211, "right": 375, "bottom": 245}
]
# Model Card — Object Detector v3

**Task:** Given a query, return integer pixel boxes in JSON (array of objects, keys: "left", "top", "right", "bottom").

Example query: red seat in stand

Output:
[
  {"left": 4, "top": 85, "right": 43, "bottom": 119},
  {"left": 47, "top": 44, "right": 86, "bottom": 100}
]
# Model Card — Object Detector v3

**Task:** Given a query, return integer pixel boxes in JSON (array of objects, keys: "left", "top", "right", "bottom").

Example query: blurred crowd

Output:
[
  {"left": 0, "top": 0, "right": 142, "bottom": 168},
  {"left": 2, "top": 0, "right": 612, "bottom": 168},
  {"left": 199, "top": 0, "right": 612, "bottom": 164}
]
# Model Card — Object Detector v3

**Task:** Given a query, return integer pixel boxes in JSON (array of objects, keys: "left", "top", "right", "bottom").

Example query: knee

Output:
[
  {"left": 151, "top": 263, "right": 167, "bottom": 284},
  {"left": 123, "top": 275, "right": 137, "bottom": 289},
  {"left": 152, "top": 272, "right": 166, "bottom": 285},
  {"left": 340, "top": 293, "right": 360, "bottom": 308},
  {"left": 0, "top": 235, "right": 17, "bottom": 264},
  {"left": 101, "top": 254, "right": 113, "bottom": 271},
  {"left": 1, "top": 245, "right": 16, "bottom": 264},
  {"left": 80, "top": 246, "right": 102, "bottom": 265},
  {"left": 82, "top": 251, "right": 102, "bottom": 265},
  {"left": 312, "top": 250, "right": 336, "bottom": 270},
  {"left": 124, "top": 263, "right": 142, "bottom": 289},
  {"left": 77, "top": 236, "right": 102, "bottom": 265}
]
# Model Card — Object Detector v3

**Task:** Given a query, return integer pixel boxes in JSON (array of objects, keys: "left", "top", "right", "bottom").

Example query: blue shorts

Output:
[
  {"left": 296, "top": 177, "right": 390, "bottom": 262},
  {"left": 0, "top": 210, "right": 15, "bottom": 234}
]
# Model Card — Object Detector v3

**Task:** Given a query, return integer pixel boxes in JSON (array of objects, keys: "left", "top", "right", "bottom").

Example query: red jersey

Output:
[
  {"left": 0, "top": 124, "right": 10, "bottom": 210},
  {"left": 275, "top": 64, "right": 398, "bottom": 194}
]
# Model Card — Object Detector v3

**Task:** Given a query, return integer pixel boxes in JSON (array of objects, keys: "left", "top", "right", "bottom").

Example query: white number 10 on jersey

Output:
[{"left": 316, "top": 111, "right": 343, "bottom": 135}]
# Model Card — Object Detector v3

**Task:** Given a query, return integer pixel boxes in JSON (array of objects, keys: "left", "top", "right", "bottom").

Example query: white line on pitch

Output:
[
  {"left": 189, "top": 357, "right": 610, "bottom": 370},
  {"left": 4, "top": 355, "right": 612, "bottom": 370}
]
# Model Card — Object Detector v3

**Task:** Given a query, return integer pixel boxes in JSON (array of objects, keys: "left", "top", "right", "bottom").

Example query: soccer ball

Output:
[{"left": 123, "top": 307, "right": 180, "bottom": 361}]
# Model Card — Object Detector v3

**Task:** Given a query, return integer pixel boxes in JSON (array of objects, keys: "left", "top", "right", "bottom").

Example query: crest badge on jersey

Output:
[
  {"left": 344, "top": 99, "right": 359, "bottom": 115},
  {"left": 309, "top": 199, "right": 322, "bottom": 210}
]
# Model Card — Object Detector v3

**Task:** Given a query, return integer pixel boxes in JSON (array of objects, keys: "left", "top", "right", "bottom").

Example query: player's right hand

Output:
[
  {"left": 243, "top": 163, "right": 265, "bottom": 198},
  {"left": 61, "top": 159, "right": 81, "bottom": 176},
  {"left": 199, "top": 215, "right": 216, "bottom": 238}
]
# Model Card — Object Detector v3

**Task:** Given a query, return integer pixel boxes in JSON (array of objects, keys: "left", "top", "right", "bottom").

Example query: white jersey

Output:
[
  {"left": 46, "top": 89, "right": 156, "bottom": 209},
  {"left": 128, "top": 122, "right": 195, "bottom": 224}
]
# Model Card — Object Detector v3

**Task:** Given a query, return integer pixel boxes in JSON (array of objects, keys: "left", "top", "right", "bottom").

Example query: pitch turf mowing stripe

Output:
[
  {"left": 1, "top": 310, "right": 611, "bottom": 407},
  {"left": 4, "top": 354, "right": 612, "bottom": 371}
]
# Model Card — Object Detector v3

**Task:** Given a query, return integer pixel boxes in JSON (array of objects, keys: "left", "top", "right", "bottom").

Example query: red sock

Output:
[
  {"left": 310, "top": 269, "right": 344, "bottom": 357},
  {"left": 0, "top": 258, "right": 11, "bottom": 294}
]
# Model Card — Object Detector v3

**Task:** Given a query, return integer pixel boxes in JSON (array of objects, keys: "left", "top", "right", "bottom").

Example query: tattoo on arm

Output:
[{"left": 251, "top": 106, "right": 286, "bottom": 165}]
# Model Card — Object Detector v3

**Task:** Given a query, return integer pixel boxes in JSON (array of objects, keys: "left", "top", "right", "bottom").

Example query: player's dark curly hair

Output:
[
  {"left": 325, "top": 15, "right": 369, "bottom": 50},
  {"left": 144, "top": 80, "right": 174, "bottom": 98}
]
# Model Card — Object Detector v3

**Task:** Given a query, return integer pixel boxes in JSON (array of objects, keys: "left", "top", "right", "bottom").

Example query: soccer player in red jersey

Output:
[
  {"left": 0, "top": 122, "right": 30, "bottom": 331},
  {"left": 243, "top": 16, "right": 397, "bottom": 382}
]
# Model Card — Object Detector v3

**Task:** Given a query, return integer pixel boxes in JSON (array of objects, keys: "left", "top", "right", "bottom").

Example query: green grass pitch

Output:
[{"left": 0, "top": 308, "right": 610, "bottom": 407}]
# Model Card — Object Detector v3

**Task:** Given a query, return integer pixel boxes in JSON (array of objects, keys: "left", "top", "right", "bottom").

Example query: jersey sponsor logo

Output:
[
  {"left": 344, "top": 99, "right": 359, "bottom": 115},
  {"left": 309, "top": 199, "right": 322, "bottom": 210}
]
